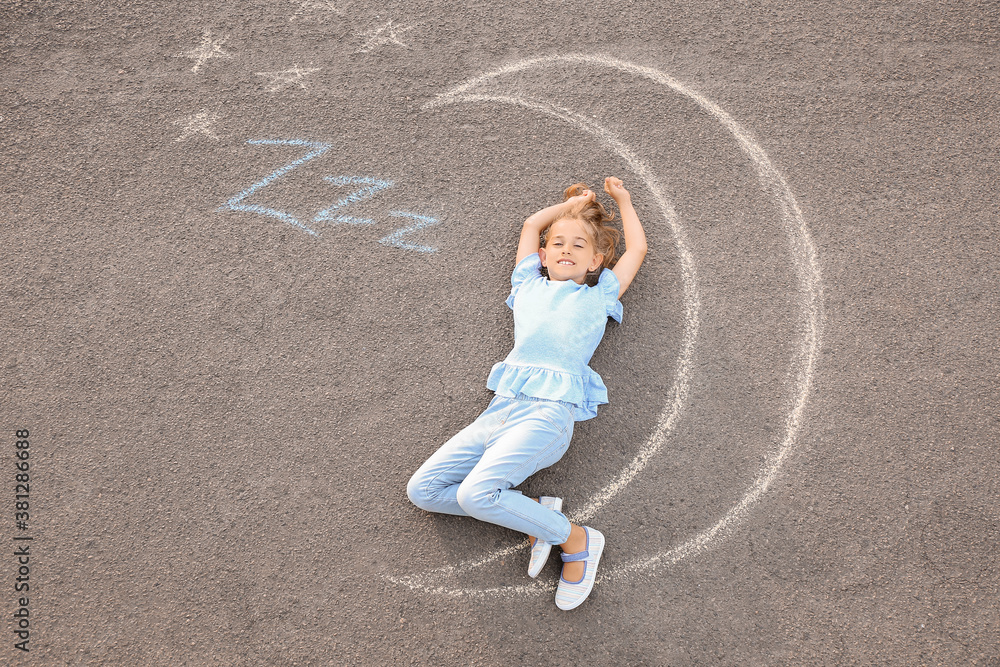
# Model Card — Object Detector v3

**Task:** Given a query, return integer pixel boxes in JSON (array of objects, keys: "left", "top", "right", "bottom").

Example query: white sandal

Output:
[
  {"left": 555, "top": 526, "right": 605, "bottom": 610},
  {"left": 527, "top": 496, "right": 563, "bottom": 578}
]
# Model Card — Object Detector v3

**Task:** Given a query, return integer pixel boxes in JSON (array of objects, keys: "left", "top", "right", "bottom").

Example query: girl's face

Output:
[{"left": 539, "top": 218, "right": 604, "bottom": 284}]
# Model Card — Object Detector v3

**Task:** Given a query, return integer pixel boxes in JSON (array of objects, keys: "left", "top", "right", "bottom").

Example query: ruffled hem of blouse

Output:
[{"left": 486, "top": 362, "right": 608, "bottom": 421}]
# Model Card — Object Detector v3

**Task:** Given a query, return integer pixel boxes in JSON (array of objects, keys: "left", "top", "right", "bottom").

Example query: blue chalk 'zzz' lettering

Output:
[{"left": 221, "top": 138, "right": 442, "bottom": 253}]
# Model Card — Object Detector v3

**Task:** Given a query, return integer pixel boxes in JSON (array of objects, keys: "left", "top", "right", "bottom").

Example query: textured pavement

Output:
[{"left": 2, "top": 1, "right": 998, "bottom": 664}]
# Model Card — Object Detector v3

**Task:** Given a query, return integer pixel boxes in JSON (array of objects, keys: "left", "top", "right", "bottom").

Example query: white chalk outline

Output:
[
  {"left": 255, "top": 64, "right": 322, "bottom": 93},
  {"left": 355, "top": 20, "right": 414, "bottom": 54},
  {"left": 173, "top": 109, "right": 221, "bottom": 142},
  {"left": 290, "top": 0, "right": 342, "bottom": 21},
  {"left": 388, "top": 54, "right": 823, "bottom": 598},
  {"left": 178, "top": 29, "right": 232, "bottom": 73}
]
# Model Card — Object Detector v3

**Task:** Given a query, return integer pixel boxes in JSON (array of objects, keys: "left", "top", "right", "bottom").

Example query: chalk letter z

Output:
[
  {"left": 221, "top": 139, "right": 332, "bottom": 236},
  {"left": 313, "top": 176, "right": 395, "bottom": 225},
  {"left": 380, "top": 211, "right": 440, "bottom": 254}
]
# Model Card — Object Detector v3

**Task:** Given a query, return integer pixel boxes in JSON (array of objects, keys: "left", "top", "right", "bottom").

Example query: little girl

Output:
[{"left": 407, "top": 177, "right": 647, "bottom": 610}]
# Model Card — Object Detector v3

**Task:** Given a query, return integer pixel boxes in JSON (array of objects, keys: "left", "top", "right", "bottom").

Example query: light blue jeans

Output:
[{"left": 407, "top": 394, "right": 575, "bottom": 545}]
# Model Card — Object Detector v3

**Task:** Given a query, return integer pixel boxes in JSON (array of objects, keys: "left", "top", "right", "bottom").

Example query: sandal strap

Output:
[{"left": 560, "top": 549, "right": 590, "bottom": 563}]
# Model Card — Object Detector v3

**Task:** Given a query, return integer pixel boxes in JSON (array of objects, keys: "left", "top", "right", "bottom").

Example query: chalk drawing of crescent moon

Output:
[{"left": 387, "top": 54, "right": 824, "bottom": 599}]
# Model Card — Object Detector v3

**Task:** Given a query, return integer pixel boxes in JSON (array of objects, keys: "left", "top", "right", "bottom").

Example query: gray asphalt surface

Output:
[{"left": 2, "top": 1, "right": 999, "bottom": 664}]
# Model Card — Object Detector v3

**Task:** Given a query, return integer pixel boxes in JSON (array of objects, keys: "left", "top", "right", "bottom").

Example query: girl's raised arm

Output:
[
  {"left": 605, "top": 177, "right": 647, "bottom": 298},
  {"left": 515, "top": 190, "right": 596, "bottom": 264}
]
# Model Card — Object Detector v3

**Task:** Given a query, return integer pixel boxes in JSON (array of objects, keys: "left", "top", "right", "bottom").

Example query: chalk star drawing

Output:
[
  {"left": 255, "top": 65, "right": 321, "bottom": 92},
  {"left": 355, "top": 20, "right": 414, "bottom": 53},
  {"left": 178, "top": 29, "right": 231, "bottom": 73},
  {"left": 290, "top": 1, "right": 341, "bottom": 20},
  {"left": 173, "top": 110, "right": 221, "bottom": 142}
]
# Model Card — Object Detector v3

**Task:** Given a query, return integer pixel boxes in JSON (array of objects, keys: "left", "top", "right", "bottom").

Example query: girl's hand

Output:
[
  {"left": 604, "top": 177, "right": 630, "bottom": 202},
  {"left": 564, "top": 188, "right": 596, "bottom": 208}
]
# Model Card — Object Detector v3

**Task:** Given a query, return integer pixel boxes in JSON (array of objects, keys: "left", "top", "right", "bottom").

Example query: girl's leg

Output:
[
  {"left": 454, "top": 398, "right": 574, "bottom": 545},
  {"left": 526, "top": 500, "right": 587, "bottom": 581},
  {"left": 406, "top": 396, "right": 509, "bottom": 515},
  {"left": 527, "top": 497, "right": 540, "bottom": 547}
]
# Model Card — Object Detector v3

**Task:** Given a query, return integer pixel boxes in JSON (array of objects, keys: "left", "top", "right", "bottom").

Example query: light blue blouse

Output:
[{"left": 486, "top": 254, "right": 623, "bottom": 421}]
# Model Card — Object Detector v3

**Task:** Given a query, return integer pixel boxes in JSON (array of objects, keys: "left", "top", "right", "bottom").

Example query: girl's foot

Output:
[
  {"left": 555, "top": 526, "right": 605, "bottom": 610},
  {"left": 558, "top": 524, "right": 588, "bottom": 582},
  {"left": 527, "top": 496, "right": 563, "bottom": 577}
]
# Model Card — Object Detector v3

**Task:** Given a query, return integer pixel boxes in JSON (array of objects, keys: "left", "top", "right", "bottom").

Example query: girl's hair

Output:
[{"left": 540, "top": 183, "right": 622, "bottom": 283}]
